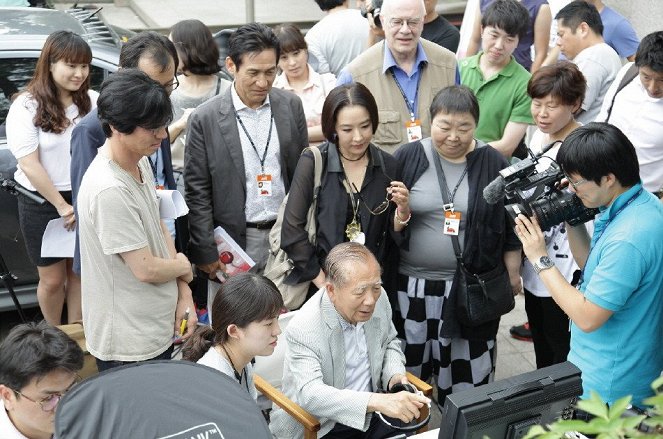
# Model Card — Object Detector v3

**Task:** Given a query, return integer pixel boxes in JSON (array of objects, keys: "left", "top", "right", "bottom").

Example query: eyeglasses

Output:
[
  {"left": 13, "top": 375, "right": 81, "bottom": 412},
  {"left": 566, "top": 175, "right": 588, "bottom": 190},
  {"left": 352, "top": 182, "right": 393, "bottom": 216},
  {"left": 165, "top": 75, "right": 179, "bottom": 90},
  {"left": 387, "top": 17, "right": 422, "bottom": 30}
]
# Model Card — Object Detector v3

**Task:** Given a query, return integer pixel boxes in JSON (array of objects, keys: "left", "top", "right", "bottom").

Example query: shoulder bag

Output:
[
  {"left": 264, "top": 146, "right": 323, "bottom": 310},
  {"left": 430, "top": 145, "right": 514, "bottom": 326}
]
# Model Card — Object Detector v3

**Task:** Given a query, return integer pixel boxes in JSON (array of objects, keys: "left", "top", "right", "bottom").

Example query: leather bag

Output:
[{"left": 264, "top": 146, "right": 323, "bottom": 310}]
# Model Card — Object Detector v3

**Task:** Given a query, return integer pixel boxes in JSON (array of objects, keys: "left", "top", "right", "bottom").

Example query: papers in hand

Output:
[
  {"left": 41, "top": 217, "right": 75, "bottom": 258},
  {"left": 156, "top": 190, "right": 189, "bottom": 219},
  {"left": 213, "top": 226, "right": 255, "bottom": 282}
]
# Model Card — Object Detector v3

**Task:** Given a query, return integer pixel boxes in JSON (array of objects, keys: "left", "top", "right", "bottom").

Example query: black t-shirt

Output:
[{"left": 422, "top": 15, "right": 460, "bottom": 53}]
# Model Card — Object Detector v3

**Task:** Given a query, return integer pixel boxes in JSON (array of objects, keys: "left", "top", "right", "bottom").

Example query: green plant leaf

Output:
[
  {"left": 608, "top": 395, "right": 632, "bottom": 420},
  {"left": 620, "top": 414, "right": 646, "bottom": 430},
  {"left": 548, "top": 420, "right": 591, "bottom": 432},
  {"left": 577, "top": 392, "right": 609, "bottom": 420},
  {"left": 650, "top": 375, "right": 663, "bottom": 393},
  {"left": 642, "top": 394, "right": 663, "bottom": 407}
]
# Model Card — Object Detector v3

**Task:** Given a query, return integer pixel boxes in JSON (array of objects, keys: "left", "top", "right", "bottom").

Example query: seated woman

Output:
[
  {"left": 272, "top": 23, "right": 336, "bottom": 145},
  {"left": 521, "top": 61, "right": 586, "bottom": 369},
  {"left": 392, "top": 85, "right": 522, "bottom": 403},
  {"left": 182, "top": 273, "right": 284, "bottom": 400},
  {"left": 281, "top": 82, "right": 410, "bottom": 291}
]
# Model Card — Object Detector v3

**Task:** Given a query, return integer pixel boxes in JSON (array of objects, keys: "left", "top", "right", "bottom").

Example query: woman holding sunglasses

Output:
[
  {"left": 280, "top": 82, "right": 408, "bottom": 295},
  {"left": 392, "top": 85, "right": 522, "bottom": 405}
]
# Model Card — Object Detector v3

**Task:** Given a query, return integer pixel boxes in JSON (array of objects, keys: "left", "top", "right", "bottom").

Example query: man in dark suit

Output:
[{"left": 184, "top": 23, "right": 308, "bottom": 280}]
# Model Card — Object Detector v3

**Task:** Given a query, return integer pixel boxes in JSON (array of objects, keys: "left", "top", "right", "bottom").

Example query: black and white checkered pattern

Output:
[{"left": 395, "top": 273, "right": 496, "bottom": 402}]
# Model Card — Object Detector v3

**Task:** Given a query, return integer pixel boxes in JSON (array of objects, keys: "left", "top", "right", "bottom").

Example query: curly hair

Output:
[{"left": 27, "top": 30, "right": 93, "bottom": 134}]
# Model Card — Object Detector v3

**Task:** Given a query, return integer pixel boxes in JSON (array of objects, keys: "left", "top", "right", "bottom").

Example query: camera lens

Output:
[{"left": 530, "top": 192, "right": 598, "bottom": 231}]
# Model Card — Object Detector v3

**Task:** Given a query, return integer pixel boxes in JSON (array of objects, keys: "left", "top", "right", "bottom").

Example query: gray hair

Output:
[{"left": 323, "top": 243, "right": 378, "bottom": 287}]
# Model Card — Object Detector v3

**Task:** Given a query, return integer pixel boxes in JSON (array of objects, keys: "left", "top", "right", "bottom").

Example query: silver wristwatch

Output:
[{"left": 533, "top": 256, "right": 555, "bottom": 274}]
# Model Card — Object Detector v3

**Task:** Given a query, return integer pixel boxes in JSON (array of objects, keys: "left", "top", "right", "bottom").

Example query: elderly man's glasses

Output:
[
  {"left": 13, "top": 375, "right": 81, "bottom": 412},
  {"left": 387, "top": 17, "right": 422, "bottom": 30},
  {"left": 352, "top": 182, "right": 393, "bottom": 216}
]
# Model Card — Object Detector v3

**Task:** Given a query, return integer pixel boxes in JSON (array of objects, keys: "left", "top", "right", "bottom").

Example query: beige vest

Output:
[{"left": 348, "top": 39, "right": 457, "bottom": 154}]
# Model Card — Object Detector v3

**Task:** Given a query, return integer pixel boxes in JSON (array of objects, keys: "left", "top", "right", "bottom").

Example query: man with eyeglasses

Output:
[
  {"left": 514, "top": 123, "right": 663, "bottom": 408},
  {"left": 0, "top": 321, "right": 84, "bottom": 439},
  {"left": 70, "top": 31, "right": 182, "bottom": 277},
  {"left": 337, "top": 0, "right": 458, "bottom": 154},
  {"left": 76, "top": 69, "right": 196, "bottom": 372}
]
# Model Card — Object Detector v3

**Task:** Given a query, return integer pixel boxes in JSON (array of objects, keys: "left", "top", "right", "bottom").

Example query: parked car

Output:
[{"left": 0, "top": 6, "right": 125, "bottom": 312}]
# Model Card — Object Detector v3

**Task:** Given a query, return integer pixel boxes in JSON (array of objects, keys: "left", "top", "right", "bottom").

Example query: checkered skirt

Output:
[{"left": 395, "top": 273, "right": 496, "bottom": 403}]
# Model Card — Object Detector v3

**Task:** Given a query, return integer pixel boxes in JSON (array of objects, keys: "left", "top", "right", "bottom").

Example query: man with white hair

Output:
[{"left": 337, "top": 0, "right": 457, "bottom": 154}]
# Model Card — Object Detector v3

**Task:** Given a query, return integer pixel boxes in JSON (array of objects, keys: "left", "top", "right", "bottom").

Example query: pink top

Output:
[{"left": 273, "top": 65, "right": 336, "bottom": 129}]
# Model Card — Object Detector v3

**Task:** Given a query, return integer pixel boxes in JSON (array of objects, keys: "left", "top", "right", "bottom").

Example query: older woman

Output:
[
  {"left": 521, "top": 61, "right": 586, "bottom": 369},
  {"left": 392, "top": 85, "right": 521, "bottom": 403},
  {"left": 273, "top": 23, "right": 336, "bottom": 145},
  {"left": 281, "top": 82, "right": 409, "bottom": 291}
]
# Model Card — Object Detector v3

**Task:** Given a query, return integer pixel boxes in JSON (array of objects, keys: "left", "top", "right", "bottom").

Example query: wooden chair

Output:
[{"left": 253, "top": 312, "right": 433, "bottom": 438}]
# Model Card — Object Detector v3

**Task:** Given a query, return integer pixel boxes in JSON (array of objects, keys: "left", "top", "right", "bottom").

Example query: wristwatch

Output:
[{"left": 533, "top": 256, "right": 555, "bottom": 274}]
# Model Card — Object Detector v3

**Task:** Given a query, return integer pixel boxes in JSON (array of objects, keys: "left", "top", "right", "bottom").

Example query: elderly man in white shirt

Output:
[{"left": 270, "top": 242, "right": 430, "bottom": 438}]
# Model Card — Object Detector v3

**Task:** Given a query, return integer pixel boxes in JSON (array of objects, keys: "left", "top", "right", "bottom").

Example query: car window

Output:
[{"left": 0, "top": 57, "right": 107, "bottom": 127}]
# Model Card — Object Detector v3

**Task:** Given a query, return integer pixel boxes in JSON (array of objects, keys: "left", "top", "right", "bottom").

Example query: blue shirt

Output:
[
  {"left": 568, "top": 183, "right": 663, "bottom": 406},
  {"left": 600, "top": 6, "right": 640, "bottom": 59},
  {"left": 336, "top": 42, "right": 461, "bottom": 114}
]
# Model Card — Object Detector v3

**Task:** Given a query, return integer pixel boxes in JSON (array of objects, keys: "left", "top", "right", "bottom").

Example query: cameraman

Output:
[{"left": 515, "top": 122, "right": 663, "bottom": 408}]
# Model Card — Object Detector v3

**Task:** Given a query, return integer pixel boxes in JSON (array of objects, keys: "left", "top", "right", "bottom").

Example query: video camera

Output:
[
  {"left": 360, "top": 0, "right": 383, "bottom": 28},
  {"left": 483, "top": 141, "right": 598, "bottom": 231}
]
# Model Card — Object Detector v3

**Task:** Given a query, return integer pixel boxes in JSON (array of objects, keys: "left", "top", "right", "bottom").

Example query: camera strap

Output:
[{"left": 430, "top": 144, "right": 466, "bottom": 264}]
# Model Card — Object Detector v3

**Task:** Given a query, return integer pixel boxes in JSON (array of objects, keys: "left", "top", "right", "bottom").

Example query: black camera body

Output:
[
  {"left": 360, "top": 0, "right": 383, "bottom": 28},
  {"left": 501, "top": 152, "right": 598, "bottom": 231}
]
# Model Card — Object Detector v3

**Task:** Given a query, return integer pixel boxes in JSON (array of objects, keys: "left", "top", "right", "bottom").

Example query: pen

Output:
[{"left": 179, "top": 307, "right": 190, "bottom": 337}]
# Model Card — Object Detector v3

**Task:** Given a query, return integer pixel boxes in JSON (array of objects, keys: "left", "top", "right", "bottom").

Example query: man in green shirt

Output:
[{"left": 460, "top": 0, "right": 533, "bottom": 158}]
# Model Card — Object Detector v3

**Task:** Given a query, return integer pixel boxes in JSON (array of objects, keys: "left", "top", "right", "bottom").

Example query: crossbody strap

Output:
[{"left": 429, "top": 143, "right": 463, "bottom": 263}]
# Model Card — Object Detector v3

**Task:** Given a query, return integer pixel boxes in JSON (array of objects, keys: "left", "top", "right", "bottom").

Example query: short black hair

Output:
[
  {"left": 429, "top": 85, "right": 480, "bottom": 124},
  {"left": 314, "top": 0, "right": 345, "bottom": 11},
  {"left": 98, "top": 69, "right": 173, "bottom": 137},
  {"left": 228, "top": 23, "right": 280, "bottom": 70},
  {"left": 321, "top": 82, "right": 379, "bottom": 143},
  {"left": 557, "top": 122, "right": 640, "bottom": 187},
  {"left": 170, "top": 19, "right": 221, "bottom": 76},
  {"left": 635, "top": 31, "right": 663, "bottom": 73},
  {"left": 0, "top": 321, "right": 83, "bottom": 391},
  {"left": 482, "top": 0, "right": 530, "bottom": 39},
  {"left": 273, "top": 23, "right": 307, "bottom": 55},
  {"left": 119, "top": 31, "right": 179, "bottom": 74},
  {"left": 555, "top": 1, "right": 603, "bottom": 36}
]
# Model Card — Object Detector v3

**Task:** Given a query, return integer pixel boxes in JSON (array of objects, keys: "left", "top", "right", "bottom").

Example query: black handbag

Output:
[{"left": 430, "top": 144, "right": 515, "bottom": 326}]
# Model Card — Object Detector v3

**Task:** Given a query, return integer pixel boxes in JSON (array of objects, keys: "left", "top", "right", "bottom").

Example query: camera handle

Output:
[
  {"left": 1, "top": 174, "right": 46, "bottom": 204},
  {"left": 0, "top": 252, "right": 27, "bottom": 323}
]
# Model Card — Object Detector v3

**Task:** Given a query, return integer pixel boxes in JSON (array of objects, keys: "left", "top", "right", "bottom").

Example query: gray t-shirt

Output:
[
  {"left": 399, "top": 138, "right": 470, "bottom": 280},
  {"left": 78, "top": 154, "right": 177, "bottom": 361}
]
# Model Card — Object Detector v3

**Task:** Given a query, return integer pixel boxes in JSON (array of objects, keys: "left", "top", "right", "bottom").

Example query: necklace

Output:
[
  {"left": 340, "top": 162, "right": 365, "bottom": 244},
  {"left": 219, "top": 344, "right": 243, "bottom": 384},
  {"left": 338, "top": 147, "right": 368, "bottom": 162}
]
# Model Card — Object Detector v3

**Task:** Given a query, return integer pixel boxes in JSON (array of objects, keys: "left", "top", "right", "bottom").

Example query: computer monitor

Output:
[{"left": 440, "top": 361, "right": 582, "bottom": 439}]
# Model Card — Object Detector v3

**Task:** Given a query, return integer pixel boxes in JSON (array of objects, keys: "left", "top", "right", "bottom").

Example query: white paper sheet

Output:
[
  {"left": 156, "top": 190, "right": 189, "bottom": 219},
  {"left": 41, "top": 217, "right": 75, "bottom": 258}
]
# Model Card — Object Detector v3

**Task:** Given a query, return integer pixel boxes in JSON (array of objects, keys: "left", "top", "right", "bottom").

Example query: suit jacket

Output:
[
  {"left": 184, "top": 86, "right": 308, "bottom": 265},
  {"left": 269, "top": 288, "right": 405, "bottom": 438}
]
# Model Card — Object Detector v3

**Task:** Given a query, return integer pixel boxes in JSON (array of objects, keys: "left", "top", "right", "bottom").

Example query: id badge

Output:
[
  {"left": 155, "top": 184, "right": 165, "bottom": 190},
  {"left": 405, "top": 119, "right": 422, "bottom": 142},
  {"left": 443, "top": 210, "right": 461, "bottom": 236},
  {"left": 257, "top": 174, "right": 272, "bottom": 196}
]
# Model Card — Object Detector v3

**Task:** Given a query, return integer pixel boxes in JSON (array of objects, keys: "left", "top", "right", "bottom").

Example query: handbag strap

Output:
[{"left": 429, "top": 143, "right": 463, "bottom": 263}]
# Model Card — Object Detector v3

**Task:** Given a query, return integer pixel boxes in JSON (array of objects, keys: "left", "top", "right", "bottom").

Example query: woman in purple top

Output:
[{"left": 467, "top": 0, "right": 551, "bottom": 72}]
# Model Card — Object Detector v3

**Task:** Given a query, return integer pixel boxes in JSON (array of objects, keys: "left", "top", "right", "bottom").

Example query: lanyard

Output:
[
  {"left": 431, "top": 145, "right": 468, "bottom": 209},
  {"left": 235, "top": 109, "right": 273, "bottom": 173},
  {"left": 147, "top": 149, "right": 159, "bottom": 184},
  {"left": 577, "top": 187, "right": 642, "bottom": 289},
  {"left": 390, "top": 69, "right": 421, "bottom": 121}
]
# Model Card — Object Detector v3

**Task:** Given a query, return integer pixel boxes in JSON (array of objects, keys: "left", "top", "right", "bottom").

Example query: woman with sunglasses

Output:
[
  {"left": 280, "top": 83, "right": 408, "bottom": 299},
  {"left": 391, "top": 85, "right": 522, "bottom": 405},
  {"left": 6, "top": 31, "right": 97, "bottom": 325}
]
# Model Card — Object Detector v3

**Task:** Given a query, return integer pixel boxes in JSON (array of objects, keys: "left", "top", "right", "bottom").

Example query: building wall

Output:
[{"left": 604, "top": 0, "right": 662, "bottom": 39}]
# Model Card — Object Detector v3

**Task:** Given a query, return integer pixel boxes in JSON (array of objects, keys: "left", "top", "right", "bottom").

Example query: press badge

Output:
[
  {"left": 257, "top": 174, "right": 272, "bottom": 196},
  {"left": 443, "top": 210, "right": 461, "bottom": 236},
  {"left": 405, "top": 119, "right": 422, "bottom": 142}
]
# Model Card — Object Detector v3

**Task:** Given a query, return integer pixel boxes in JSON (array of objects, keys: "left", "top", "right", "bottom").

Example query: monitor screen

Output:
[{"left": 440, "top": 361, "right": 582, "bottom": 439}]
